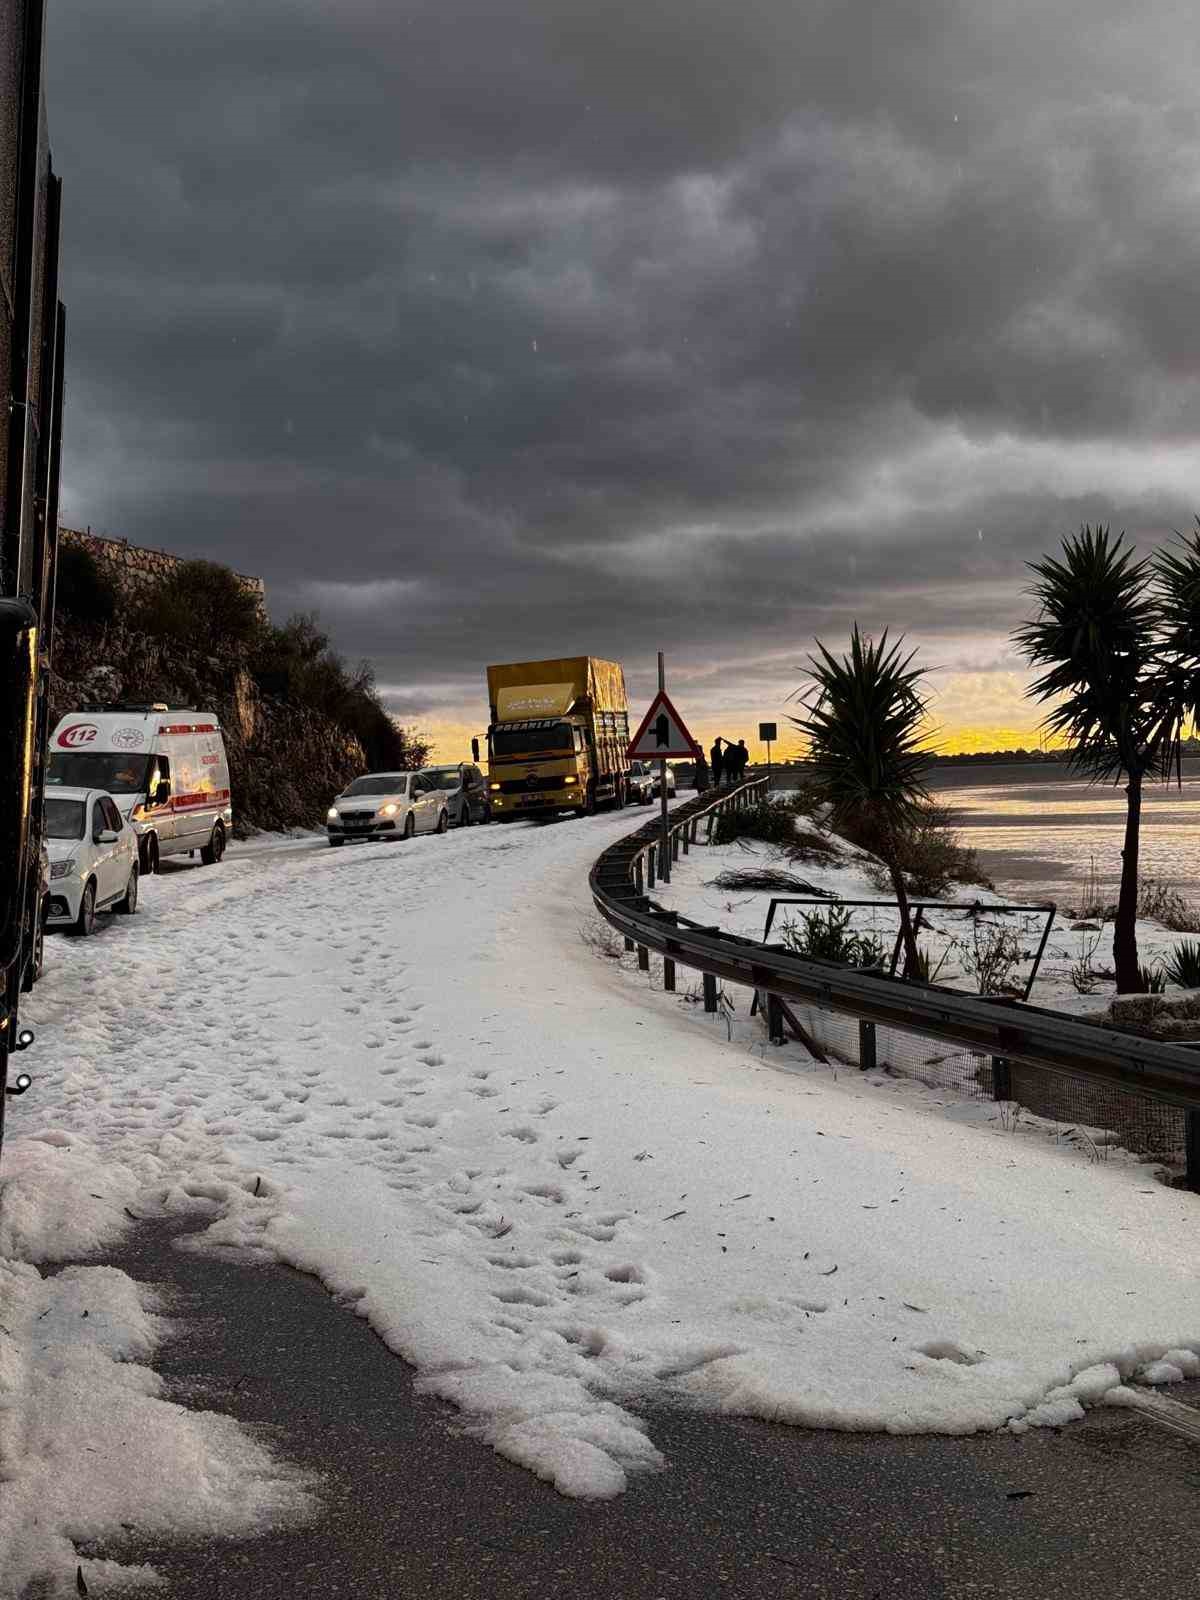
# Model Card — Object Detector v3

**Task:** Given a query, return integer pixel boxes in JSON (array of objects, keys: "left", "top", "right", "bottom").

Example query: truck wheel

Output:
[
  {"left": 584, "top": 781, "right": 597, "bottom": 816},
  {"left": 200, "top": 823, "right": 226, "bottom": 866}
]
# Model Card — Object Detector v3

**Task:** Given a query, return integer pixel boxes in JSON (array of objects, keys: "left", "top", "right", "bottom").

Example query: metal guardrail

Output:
[{"left": 589, "top": 779, "right": 1200, "bottom": 1187}]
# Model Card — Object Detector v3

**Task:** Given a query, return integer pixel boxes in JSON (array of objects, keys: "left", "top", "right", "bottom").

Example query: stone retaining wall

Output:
[{"left": 58, "top": 526, "right": 265, "bottom": 605}]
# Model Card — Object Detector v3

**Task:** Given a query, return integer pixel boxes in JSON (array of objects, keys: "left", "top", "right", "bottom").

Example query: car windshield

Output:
[
  {"left": 44, "top": 797, "right": 86, "bottom": 840},
  {"left": 424, "top": 769, "right": 462, "bottom": 790},
  {"left": 492, "top": 723, "right": 574, "bottom": 758},
  {"left": 47, "top": 751, "right": 150, "bottom": 794},
  {"left": 341, "top": 775, "right": 406, "bottom": 796}
]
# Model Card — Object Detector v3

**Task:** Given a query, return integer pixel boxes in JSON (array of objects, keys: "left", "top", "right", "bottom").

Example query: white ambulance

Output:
[{"left": 47, "top": 704, "right": 232, "bottom": 874}]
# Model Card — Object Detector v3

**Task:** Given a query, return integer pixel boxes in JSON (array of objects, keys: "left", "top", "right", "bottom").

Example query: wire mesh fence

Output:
[{"left": 781, "top": 996, "right": 1187, "bottom": 1164}]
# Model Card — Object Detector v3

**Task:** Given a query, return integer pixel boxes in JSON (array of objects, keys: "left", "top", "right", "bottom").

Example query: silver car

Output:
[
  {"left": 421, "top": 763, "right": 491, "bottom": 826},
  {"left": 326, "top": 771, "right": 449, "bottom": 845}
]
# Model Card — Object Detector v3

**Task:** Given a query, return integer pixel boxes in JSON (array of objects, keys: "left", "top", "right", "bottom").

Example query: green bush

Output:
[
  {"left": 1165, "top": 940, "right": 1200, "bottom": 988},
  {"left": 136, "top": 559, "right": 264, "bottom": 654},
  {"left": 780, "top": 905, "right": 886, "bottom": 968},
  {"left": 712, "top": 798, "right": 805, "bottom": 849},
  {"left": 55, "top": 543, "right": 118, "bottom": 625},
  {"left": 1138, "top": 963, "right": 1167, "bottom": 994}
]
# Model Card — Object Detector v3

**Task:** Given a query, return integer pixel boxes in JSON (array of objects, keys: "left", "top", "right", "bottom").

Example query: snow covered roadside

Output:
[{"left": 4, "top": 804, "right": 1200, "bottom": 1587}]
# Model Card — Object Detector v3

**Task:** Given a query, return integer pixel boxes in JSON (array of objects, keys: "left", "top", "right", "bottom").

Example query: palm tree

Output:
[
  {"left": 1152, "top": 517, "right": 1200, "bottom": 782},
  {"left": 791, "top": 626, "right": 931, "bottom": 976},
  {"left": 1014, "top": 526, "right": 1161, "bottom": 994}
]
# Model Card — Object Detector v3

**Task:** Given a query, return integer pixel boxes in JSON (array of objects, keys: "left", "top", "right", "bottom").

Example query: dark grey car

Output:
[{"left": 421, "top": 764, "right": 491, "bottom": 826}]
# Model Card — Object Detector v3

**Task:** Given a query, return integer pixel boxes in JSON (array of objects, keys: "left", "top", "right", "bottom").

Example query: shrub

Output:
[
  {"left": 1136, "top": 879, "right": 1200, "bottom": 933},
  {"left": 1165, "top": 940, "right": 1200, "bottom": 988},
  {"left": 1138, "top": 963, "right": 1167, "bottom": 994},
  {"left": 780, "top": 905, "right": 886, "bottom": 968},
  {"left": 135, "top": 559, "right": 264, "bottom": 654},
  {"left": 55, "top": 542, "right": 118, "bottom": 625},
  {"left": 861, "top": 802, "right": 991, "bottom": 896},
  {"left": 712, "top": 798, "right": 804, "bottom": 849},
  {"left": 961, "top": 923, "right": 1024, "bottom": 996}
]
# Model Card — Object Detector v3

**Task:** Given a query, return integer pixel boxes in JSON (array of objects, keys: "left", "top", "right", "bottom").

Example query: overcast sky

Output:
[{"left": 46, "top": 0, "right": 1200, "bottom": 758}]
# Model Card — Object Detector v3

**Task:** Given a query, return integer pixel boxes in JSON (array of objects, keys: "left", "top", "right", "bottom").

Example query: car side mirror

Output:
[
  {"left": 471, "top": 738, "right": 480, "bottom": 763},
  {"left": 95, "top": 828, "right": 119, "bottom": 845},
  {"left": 154, "top": 780, "right": 170, "bottom": 804}
]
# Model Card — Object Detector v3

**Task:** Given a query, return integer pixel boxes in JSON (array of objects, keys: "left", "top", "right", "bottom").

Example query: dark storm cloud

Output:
[{"left": 45, "top": 0, "right": 1200, "bottom": 737}]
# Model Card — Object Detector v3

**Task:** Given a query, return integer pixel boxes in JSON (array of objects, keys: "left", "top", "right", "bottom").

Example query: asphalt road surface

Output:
[{"left": 76, "top": 1220, "right": 1200, "bottom": 1600}]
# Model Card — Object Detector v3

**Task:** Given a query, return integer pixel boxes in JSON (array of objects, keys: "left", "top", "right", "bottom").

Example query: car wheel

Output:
[
  {"left": 116, "top": 866, "right": 139, "bottom": 914},
  {"left": 329, "top": 836, "right": 345, "bottom": 847},
  {"left": 437, "top": 808, "right": 449, "bottom": 834},
  {"left": 459, "top": 800, "right": 472, "bottom": 827},
  {"left": 402, "top": 813, "right": 415, "bottom": 840},
  {"left": 200, "top": 823, "right": 226, "bottom": 866},
  {"left": 73, "top": 880, "right": 97, "bottom": 937}
]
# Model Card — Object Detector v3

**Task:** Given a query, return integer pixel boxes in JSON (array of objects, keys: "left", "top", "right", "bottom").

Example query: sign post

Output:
[
  {"left": 626, "top": 655, "right": 702, "bottom": 889},
  {"left": 759, "top": 721, "right": 777, "bottom": 787}
]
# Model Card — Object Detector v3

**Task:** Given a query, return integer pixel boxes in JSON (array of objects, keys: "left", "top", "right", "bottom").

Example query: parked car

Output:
[
  {"left": 327, "top": 772, "right": 449, "bottom": 845},
  {"left": 44, "top": 788, "right": 139, "bottom": 936},
  {"left": 47, "top": 703, "right": 232, "bottom": 875},
  {"left": 627, "top": 761, "right": 655, "bottom": 805},
  {"left": 421, "top": 763, "right": 490, "bottom": 826},
  {"left": 651, "top": 765, "right": 678, "bottom": 799}
]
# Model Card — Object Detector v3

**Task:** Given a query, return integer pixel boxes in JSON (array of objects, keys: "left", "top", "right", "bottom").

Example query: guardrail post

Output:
[
  {"left": 634, "top": 858, "right": 644, "bottom": 895},
  {"left": 858, "top": 1020, "right": 877, "bottom": 1072},
  {"left": 703, "top": 973, "right": 718, "bottom": 1013},
  {"left": 624, "top": 936, "right": 635, "bottom": 952},
  {"left": 672, "top": 832, "right": 680, "bottom": 862},
  {"left": 647, "top": 846, "right": 656, "bottom": 889},
  {"left": 767, "top": 992, "right": 784, "bottom": 1046},
  {"left": 663, "top": 957, "right": 675, "bottom": 992},
  {"left": 638, "top": 945, "right": 650, "bottom": 971},
  {"left": 682, "top": 826, "right": 689, "bottom": 855},
  {"left": 1187, "top": 1113, "right": 1200, "bottom": 1193},
  {"left": 992, "top": 1057, "right": 1012, "bottom": 1101}
]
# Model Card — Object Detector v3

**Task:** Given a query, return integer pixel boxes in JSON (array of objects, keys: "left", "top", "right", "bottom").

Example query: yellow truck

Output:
[{"left": 485, "top": 657, "right": 631, "bottom": 818}]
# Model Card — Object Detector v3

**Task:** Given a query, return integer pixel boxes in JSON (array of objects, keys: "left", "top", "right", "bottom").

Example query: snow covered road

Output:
[{"left": 5, "top": 807, "right": 1200, "bottom": 1587}]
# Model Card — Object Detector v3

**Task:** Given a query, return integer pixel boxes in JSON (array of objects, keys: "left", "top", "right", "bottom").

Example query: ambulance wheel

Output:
[
  {"left": 140, "top": 835, "right": 160, "bottom": 875},
  {"left": 200, "top": 823, "right": 225, "bottom": 866}
]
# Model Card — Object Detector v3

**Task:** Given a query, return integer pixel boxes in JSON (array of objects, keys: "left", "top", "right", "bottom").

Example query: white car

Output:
[
  {"left": 44, "top": 788, "right": 139, "bottom": 935},
  {"left": 651, "top": 766, "right": 678, "bottom": 799},
  {"left": 326, "top": 771, "right": 450, "bottom": 845}
]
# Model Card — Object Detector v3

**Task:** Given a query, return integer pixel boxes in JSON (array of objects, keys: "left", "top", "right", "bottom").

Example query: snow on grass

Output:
[{"left": 3, "top": 799, "right": 1200, "bottom": 1585}]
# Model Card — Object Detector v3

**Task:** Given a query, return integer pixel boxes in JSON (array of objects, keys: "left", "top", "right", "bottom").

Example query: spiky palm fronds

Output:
[
  {"left": 1152, "top": 518, "right": 1200, "bottom": 779},
  {"left": 791, "top": 625, "right": 931, "bottom": 840},
  {"left": 1013, "top": 525, "right": 1159, "bottom": 782}
]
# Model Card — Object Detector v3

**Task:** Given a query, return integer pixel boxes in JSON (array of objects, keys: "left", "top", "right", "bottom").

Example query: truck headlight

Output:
[
  {"left": 327, "top": 807, "right": 339, "bottom": 820},
  {"left": 489, "top": 782, "right": 501, "bottom": 792},
  {"left": 563, "top": 776, "right": 577, "bottom": 786},
  {"left": 50, "top": 859, "right": 74, "bottom": 879}
]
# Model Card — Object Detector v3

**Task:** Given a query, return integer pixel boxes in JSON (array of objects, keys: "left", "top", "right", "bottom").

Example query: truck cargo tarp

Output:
[
  {"left": 488, "top": 658, "right": 628, "bottom": 721},
  {"left": 495, "top": 683, "right": 574, "bottom": 721}
]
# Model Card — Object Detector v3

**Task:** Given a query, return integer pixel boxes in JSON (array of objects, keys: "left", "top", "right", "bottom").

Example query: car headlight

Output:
[
  {"left": 381, "top": 803, "right": 398, "bottom": 816},
  {"left": 327, "top": 807, "right": 339, "bottom": 820},
  {"left": 563, "top": 776, "right": 577, "bottom": 786},
  {"left": 50, "top": 859, "right": 74, "bottom": 879},
  {"left": 489, "top": 782, "right": 501, "bottom": 792}
]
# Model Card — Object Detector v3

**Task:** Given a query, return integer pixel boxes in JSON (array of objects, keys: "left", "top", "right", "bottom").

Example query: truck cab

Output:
[{"left": 485, "top": 658, "right": 630, "bottom": 819}]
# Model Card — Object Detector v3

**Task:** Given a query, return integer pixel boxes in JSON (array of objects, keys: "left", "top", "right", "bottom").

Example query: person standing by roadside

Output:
[
  {"left": 710, "top": 738, "right": 724, "bottom": 786},
  {"left": 693, "top": 750, "right": 710, "bottom": 791},
  {"left": 733, "top": 738, "right": 749, "bottom": 782}
]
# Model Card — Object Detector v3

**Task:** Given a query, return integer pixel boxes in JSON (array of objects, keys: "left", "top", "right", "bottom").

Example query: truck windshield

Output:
[
  {"left": 44, "top": 798, "right": 86, "bottom": 840},
  {"left": 47, "top": 751, "right": 150, "bottom": 794},
  {"left": 492, "top": 723, "right": 574, "bottom": 758}
]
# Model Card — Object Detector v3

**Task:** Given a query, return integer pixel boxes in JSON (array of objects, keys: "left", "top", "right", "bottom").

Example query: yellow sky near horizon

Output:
[{"left": 414, "top": 669, "right": 1063, "bottom": 765}]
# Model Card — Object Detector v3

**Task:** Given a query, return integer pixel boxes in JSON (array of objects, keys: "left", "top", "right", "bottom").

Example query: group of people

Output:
[{"left": 693, "top": 735, "right": 749, "bottom": 791}]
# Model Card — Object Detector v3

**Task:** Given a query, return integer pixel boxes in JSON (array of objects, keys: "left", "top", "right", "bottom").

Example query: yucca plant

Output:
[
  {"left": 791, "top": 626, "right": 931, "bottom": 977},
  {"left": 1014, "top": 527, "right": 1163, "bottom": 994},
  {"left": 1165, "top": 940, "right": 1200, "bottom": 989}
]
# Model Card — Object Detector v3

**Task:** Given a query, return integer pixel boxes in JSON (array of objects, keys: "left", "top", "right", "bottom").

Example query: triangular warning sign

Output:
[{"left": 627, "top": 690, "right": 701, "bottom": 760}]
